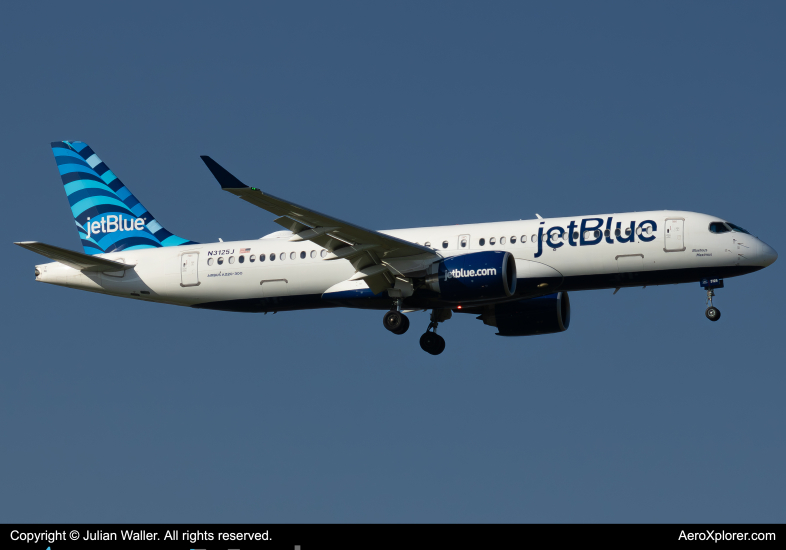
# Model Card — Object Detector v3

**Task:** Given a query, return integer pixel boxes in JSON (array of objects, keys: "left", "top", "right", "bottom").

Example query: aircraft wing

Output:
[
  {"left": 14, "top": 241, "right": 135, "bottom": 272},
  {"left": 201, "top": 156, "right": 439, "bottom": 294}
]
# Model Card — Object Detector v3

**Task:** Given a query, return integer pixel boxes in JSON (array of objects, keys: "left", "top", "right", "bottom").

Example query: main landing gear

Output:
[
  {"left": 419, "top": 309, "right": 451, "bottom": 355},
  {"left": 701, "top": 278, "right": 723, "bottom": 322},
  {"left": 383, "top": 309, "right": 410, "bottom": 334},
  {"left": 420, "top": 323, "right": 445, "bottom": 355},
  {"left": 381, "top": 305, "right": 451, "bottom": 355}
]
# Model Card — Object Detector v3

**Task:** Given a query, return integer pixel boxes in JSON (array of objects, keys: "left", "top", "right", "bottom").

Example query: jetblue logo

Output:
[
  {"left": 444, "top": 267, "right": 497, "bottom": 280},
  {"left": 85, "top": 214, "right": 146, "bottom": 239},
  {"left": 534, "top": 217, "right": 658, "bottom": 258}
]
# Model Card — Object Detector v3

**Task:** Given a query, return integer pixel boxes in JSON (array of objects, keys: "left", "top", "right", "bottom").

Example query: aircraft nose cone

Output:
[{"left": 759, "top": 242, "right": 778, "bottom": 267}]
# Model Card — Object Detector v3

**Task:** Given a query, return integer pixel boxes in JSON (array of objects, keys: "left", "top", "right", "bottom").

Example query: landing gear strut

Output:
[
  {"left": 419, "top": 309, "right": 450, "bottom": 355},
  {"left": 701, "top": 278, "right": 723, "bottom": 322},
  {"left": 705, "top": 289, "right": 721, "bottom": 322}
]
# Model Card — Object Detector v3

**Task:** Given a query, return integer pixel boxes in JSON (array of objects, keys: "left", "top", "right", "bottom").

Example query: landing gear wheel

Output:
[
  {"left": 420, "top": 331, "right": 445, "bottom": 355},
  {"left": 434, "top": 334, "right": 446, "bottom": 354},
  {"left": 392, "top": 314, "right": 410, "bottom": 335},
  {"left": 705, "top": 306, "right": 721, "bottom": 322},
  {"left": 383, "top": 310, "right": 409, "bottom": 334}
]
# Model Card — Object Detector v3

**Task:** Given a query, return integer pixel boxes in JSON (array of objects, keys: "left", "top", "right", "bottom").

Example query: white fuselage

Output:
[{"left": 32, "top": 210, "right": 776, "bottom": 312}]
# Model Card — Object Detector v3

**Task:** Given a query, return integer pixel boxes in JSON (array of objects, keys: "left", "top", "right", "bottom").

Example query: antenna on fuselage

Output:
[{"left": 535, "top": 214, "right": 543, "bottom": 219}]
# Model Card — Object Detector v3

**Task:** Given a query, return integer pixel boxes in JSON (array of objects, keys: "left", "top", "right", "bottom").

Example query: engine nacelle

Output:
[
  {"left": 480, "top": 292, "right": 570, "bottom": 336},
  {"left": 426, "top": 251, "right": 517, "bottom": 302}
]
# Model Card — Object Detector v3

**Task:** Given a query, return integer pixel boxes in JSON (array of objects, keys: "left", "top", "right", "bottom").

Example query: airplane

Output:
[{"left": 15, "top": 141, "right": 778, "bottom": 355}]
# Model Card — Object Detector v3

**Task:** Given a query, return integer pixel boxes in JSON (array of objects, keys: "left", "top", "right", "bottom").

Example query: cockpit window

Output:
[
  {"left": 709, "top": 221, "right": 754, "bottom": 236},
  {"left": 726, "top": 222, "right": 752, "bottom": 235}
]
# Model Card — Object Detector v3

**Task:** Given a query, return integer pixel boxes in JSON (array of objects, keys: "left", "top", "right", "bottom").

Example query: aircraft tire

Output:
[
  {"left": 392, "top": 315, "right": 410, "bottom": 335},
  {"left": 434, "top": 334, "right": 446, "bottom": 355},
  {"left": 420, "top": 332, "right": 445, "bottom": 355},
  {"left": 705, "top": 307, "right": 721, "bottom": 322},
  {"left": 383, "top": 310, "right": 406, "bottom": 333}
]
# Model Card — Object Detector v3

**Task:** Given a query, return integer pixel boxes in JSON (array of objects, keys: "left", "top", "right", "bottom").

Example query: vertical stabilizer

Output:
[{"left": 51, "top": 141, "right": 197, "bottom": 254}]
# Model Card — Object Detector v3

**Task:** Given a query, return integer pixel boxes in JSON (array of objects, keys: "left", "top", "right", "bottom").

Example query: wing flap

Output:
[{"left": 15, "top": 241, "right": 134, "bottom": 272}]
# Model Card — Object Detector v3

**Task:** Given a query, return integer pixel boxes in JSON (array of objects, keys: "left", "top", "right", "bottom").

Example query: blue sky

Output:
[{"left": 1, "top": 2, "right": 784, "bottom": 522}]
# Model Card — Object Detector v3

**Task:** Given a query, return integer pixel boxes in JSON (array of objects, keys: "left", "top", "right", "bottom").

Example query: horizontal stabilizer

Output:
[{"left": 14, "top": 241, "right": 134, "bottom": 272}]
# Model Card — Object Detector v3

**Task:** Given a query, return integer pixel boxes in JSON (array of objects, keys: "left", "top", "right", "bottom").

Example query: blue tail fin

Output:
[{"left": 51, "top": 141, "right": 198, "bottom": 254}]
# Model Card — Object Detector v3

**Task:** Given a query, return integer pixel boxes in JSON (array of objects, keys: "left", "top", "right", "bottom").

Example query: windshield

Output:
[
  {"left": 709, "top": 222, "right": 730, "bottom": 234},
  {"left": 726, "top": 222, "right": 752, "bottom": 235}
]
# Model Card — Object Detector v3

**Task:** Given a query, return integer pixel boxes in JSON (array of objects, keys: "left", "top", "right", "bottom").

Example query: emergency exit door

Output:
[
  {"left": 180, "top": 253, "right": 200, "bottom": 287},
  {"left": 664, "top": 218, "right": 685, "bottom": 252}
]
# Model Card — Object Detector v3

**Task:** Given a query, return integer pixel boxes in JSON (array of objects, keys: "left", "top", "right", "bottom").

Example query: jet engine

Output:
[
  {"left": 478, "top": 292, "right": 570, "bottom": 336},
  {"left": 426, "top": 251, "right": 516, "bottom": 301}
]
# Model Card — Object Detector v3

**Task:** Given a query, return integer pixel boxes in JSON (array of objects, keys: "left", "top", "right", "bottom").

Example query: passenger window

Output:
[
  {"left": 636, "top": 227, "right": 642, "bottom": 235},
  {"left": 310, "top": 250, "right": 316, "bottom": 258},
  {"left": 217, "top": 257, "right": 224, "bottom": 265},
  {"left": 594, "top": 230, "right": 600, "bottom": 238},
  {"left": 442, "top": 240, "right": 448, "bottom": 248},
  {"left": 280, "top": 252, "right": 285, "bottom": 261},
  {"left": 289, "top": 252, "right": 295, "bottom": 260},
  {"left": 522, "top": 235, "right": 527, "bottom": 243},
  {"left": 573, "top": 232, "right": 578, "bottom": 240},
  {"left": 269, "top": 253, "right": 275, "bottom": 261},
  {"left": 260, "top": 254, "right": 266, "bottom": 262},
  {"left": 320, "top": 250, "right": 327, "bottom": 258},
  {"left": 625, "top": 228, "right": 632, "bottom": 236},
  {"left": 479, "top": 238, "right": 486, "bottom": 246},
  {"left": 460, "top": 238, "right": 467, "bottom": 248},
  {"left": 238, "top": 255, "right": 245, "bottom": 263},
  {"left": 531, "top": 234, "right": 536, "bottom": 242},
  {"left": 490, "top": 237, "right": 496, "bottom": 245},
  {"left": 300, "top": 251, "right": 306, "bottom": 259},
  {"left": 229, "top": 256, "right": 235, "bottom": 264},
  {"left": 250, "top": 254, "right": 255, "bottom": 262},
  {"left": 510, "top": 236, "right": 516, "bottom": 244},
  {"left": 615, "top": 228, "right": 621, "bottom": 236},
  {"left": 604, "top": 229, "right": 610, "bottom": 237},
  {"left": 500, "top": 236, "right": 506, "bottom": 245},
  {"left": 207, "top": 257, "right": 214, "bottom": 266},
  {"left": 425, "top": 241, "right": 431, "bottom": 248}
]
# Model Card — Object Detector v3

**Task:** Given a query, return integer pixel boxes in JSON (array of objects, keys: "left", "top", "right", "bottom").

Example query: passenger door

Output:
[
  {"left": 180, "top": 253, "right": 200, "bottom": 287},
  {"left": 664, "top": 218, "right": 685, "bottom": 252}
]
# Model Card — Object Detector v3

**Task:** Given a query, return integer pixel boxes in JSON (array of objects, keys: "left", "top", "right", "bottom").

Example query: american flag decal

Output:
[{"left": 240, "top": 248, "right": 250, "bottom": 253}]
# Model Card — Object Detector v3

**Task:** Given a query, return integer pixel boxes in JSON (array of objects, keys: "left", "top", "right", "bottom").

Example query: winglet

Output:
[{"left": 200, "top": 156, "right": 249, "bottom": 189}]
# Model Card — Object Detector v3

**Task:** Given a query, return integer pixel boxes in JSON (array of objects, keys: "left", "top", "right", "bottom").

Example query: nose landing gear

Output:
[
  {"left": 701, "top": 278, "right": 723, "bottom": 322},
  {"left": 705, "top": 287, "right": 721, "bottom": 321}
]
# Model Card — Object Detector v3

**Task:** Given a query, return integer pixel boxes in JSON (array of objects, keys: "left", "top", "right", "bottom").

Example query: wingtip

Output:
[{"left": 200, "top": 156, "right": 249, "bottom": 189}]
